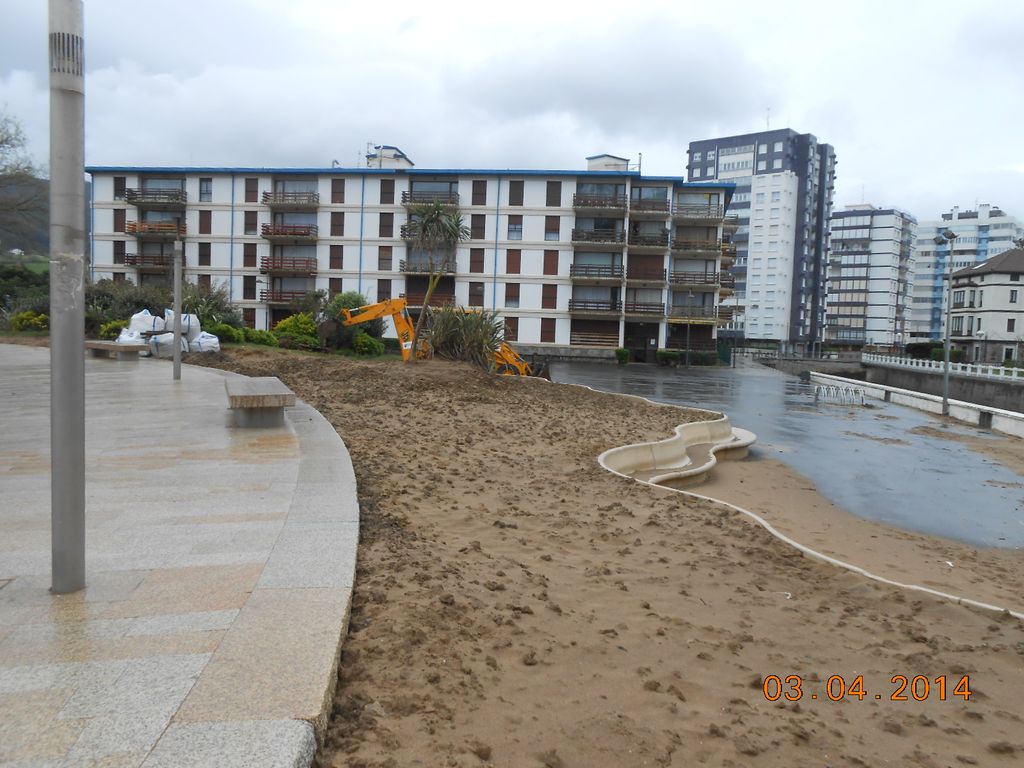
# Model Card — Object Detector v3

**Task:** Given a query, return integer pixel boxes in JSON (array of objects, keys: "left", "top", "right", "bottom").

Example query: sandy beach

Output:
[{"left": 181, "top": 348, "right": 1024, "bottom": 765}]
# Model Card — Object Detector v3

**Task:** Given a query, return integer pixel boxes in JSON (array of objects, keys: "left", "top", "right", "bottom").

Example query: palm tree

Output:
[{"left": 404, "top": 200, "right": 470, "bottom": 361}]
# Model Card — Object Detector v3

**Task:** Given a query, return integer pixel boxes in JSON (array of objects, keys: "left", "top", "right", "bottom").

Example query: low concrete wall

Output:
[
  {"left": 810, "top": 371, "right": 1024, "bottom": 439},
  {"left": 863, "top": 364, "right": 1024, "bottom": 412},
  {"left": 759, "top": 357, "right": 866, "bottom": 379},
  {"left": 514, "top": 344, "right": 617, "bottom": 362}
]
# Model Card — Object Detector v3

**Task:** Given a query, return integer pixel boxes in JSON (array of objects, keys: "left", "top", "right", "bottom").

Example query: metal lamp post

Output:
[{"left": 935, "top": 229, "right": 958, "bottom": 416}]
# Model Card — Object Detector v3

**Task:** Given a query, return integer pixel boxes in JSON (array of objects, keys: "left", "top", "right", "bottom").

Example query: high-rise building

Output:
[
  {"left": 827, "top": 205, "right": 916, "bottom": 348},
  {"left": 909, "top": 204, "right": 1023, "bottom": 341},
  {"left": 686, "top": 129, "right": 836, "bottom": 351},
  {"left": 85, "top": 149, "right": 736, "bottom": 361}
]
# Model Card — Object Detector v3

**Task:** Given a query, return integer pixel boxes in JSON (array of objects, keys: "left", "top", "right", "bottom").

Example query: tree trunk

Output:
[{"left": 408, "top": 254, "right": 441, "bottom": 363}]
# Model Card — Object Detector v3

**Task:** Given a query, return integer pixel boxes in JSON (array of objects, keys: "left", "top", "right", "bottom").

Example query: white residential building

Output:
[
  {"left": 949, "top": 249, "right": 1024, "bottom": 364},
  {"left": 827, "top": 205, "right": 916, "bottom": 347},
  {"left": 86, "top": 149, "right": 735, "bottom": 361},
  {"left": 909, "top": 204, "right": 1023, "bottom": 341}
]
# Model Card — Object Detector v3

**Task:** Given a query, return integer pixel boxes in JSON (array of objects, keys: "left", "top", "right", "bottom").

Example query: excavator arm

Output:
[{"left": 338, "top": 298, "right": 425, "bottom": 361}]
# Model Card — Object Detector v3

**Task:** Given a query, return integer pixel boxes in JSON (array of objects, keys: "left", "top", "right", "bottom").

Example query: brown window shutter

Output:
[
  {"left": 378, "top": 278, "right": 392, "bottom": 301},
  {"left": 113, "top": 240, "right": 125, "bottom": 264},
  {"left": 472, "top": 180, "right": 487, "bottom": 206},
  {"left": 504, "top": 316, "right": 518, "bottom": 341},
  {"left": 112, "top": 272, "right": 125, "bottom": 283},
  {"left": 330, "top": 245, "right": 343, "bottom": 270},
  {"left": 245, "top": 177, "right": 258, "bottom": 203},
  {"left": 113, "top": 176, "right": 126, "bottom": 200},
  {"left": 508, "top": 180, "right": 524, "bottom": 206},
  {"left": 542, "top": 283, "right": 557, "bottom": 309},
  {"left": 540, "top": 317, "right": 555, "bottom": 343},
  {"left": 243, "top": 275, "right": 256, "bottom": 300},
  {"left": 470, "top": 214, "right": 486, "bottom": 240},
  {"left": 379, "top": 212, "right": 394, "bottom": 238},
  {"left": 244, "top": 210, "right": 257, "bottom": 235},
  {"left": 504, "top": 282, "right": 520, "bottom": 306},
  {"left": 198, "top": 242, "right": 211, "bottom": 266},
  {"left": 378, "top": 246, "right": 393, "bottom": 270},
  {"left": 544, "top": 215, "right": 560, "bottom": 240},
  {"left": 543, "top": 250, "right": 559, "bottom": 275},
  {"left": 331, "top": 212, "right": 344, "bottom": 237},
  {"left": 546, "top": 180, "right": 561, "bottom": 207},
  {"left": 380, "top": 179, "right": 394, "bottom": 204},
  {"left": 198, "top": 274, "right": 211, "bottom": 290},
  {"left": 505, "top": 249, "right": 521, "bottom": 274},
  {"left": 329, "top": 278, "right": 343, "bottom": 294},
  {"left": 331, "top": 178, "right": 345, "bottom": 204},
  {"left": 243, "top": 242, "right": 257, "bottom": 268},
  {"left": 469, "top": 248, "right": 485, "bottom": 273},
  {"left": 243, "top": 307, "right": 256, "bottom": 328},
  {"left": 199, "top": 210, "right": 212, "bottom": 235},
  {"left": 468, "top": 282, "right": 485, "bottom": 307},
  {"left": 113, "top": 209, "right": 126, "bottom": 233}
]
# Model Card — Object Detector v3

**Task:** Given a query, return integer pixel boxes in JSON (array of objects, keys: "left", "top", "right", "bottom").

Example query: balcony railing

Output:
[
  {"left": 125, "top": 221, "right": 186, "bottom": 237},
  {"left": 401, "top": 190, "right": 460, "bottom": 206},
  {"left": 722, "top": 214, "right": 740, "bottom": 228},
  {"left": 720, "top": 273, "right": 736, "bottom": 287},
  {"left": 671, "top": 238, "right": 721, "bottom": 252},
  {"left": 571, "top": 228, "right": 626, "bottom": 244},
  {"left": 629, "top": 198, "right": 670, "bottom": 213},
  {"left": 260, "top": 256, "right": 318, "bottom": 274},
  {"left": 623, "top": 302, "right": 665, "bottom": 315},
  {"left": 124, "top": 253, "right": 175, "bottom": 268},
  {"left": 402, "top": 292, "right": 456, "bottom": 307},
  {"left": 124, "top": 188, "right": 187, "bottom": 207},
  {"left": 569, "top": 264, "right": 624, "bottom": 280},
  {"left": 627, "top": 230, "right": 669, "bottom": 248},
  {"left": 673, "top": 204, "right": 724, "bottom": 220},
  {"left": 625, "top": 267, "right": 666, "bottom": 282},
  {"left": 260, "top": 290, "right": 311, "bottom": 304},
  {"left": 573, "top": 193, "right": 627, "bottom": 209},
  {"left": 261, "top": 223, "right": 318, "bottom": 240},
  {"left": 262, "top": 191, "right": 320, "bottom": 208},
  {"left": 399, "top": 259, "right": 456, "bottom": 274},
  {"left": 667, "top": 305, "right": 718, "bottom": 320},
  {"left": 669, "top": 271, "right": 719, "bottom": 286},
  {"left": 568, "top": 299, "right": 622, "bottom": 313},
  {"left": 569, "top": 332, "right": 619, "bottom": 347}
]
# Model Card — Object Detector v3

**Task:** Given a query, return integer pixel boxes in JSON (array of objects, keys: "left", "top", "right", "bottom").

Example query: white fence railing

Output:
[{"left": 862, "top": 353, "right": 1024, "bottom": 382}]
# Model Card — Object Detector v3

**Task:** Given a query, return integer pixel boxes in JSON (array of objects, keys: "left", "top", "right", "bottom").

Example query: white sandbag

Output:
[
  {"left": 188, "top": 332, "right": 220, "bottom": 353},
  {"left": 163, "top": 309, "right": 201, "bottom": 341},
  {"left": 116, "top": 328, "right": 143, "bottom": 345},
  {"left": 149, "top": 332, "right": 189, "bottom": 358},
  {"left": 128, "top": 309, "right": 164, "bottom": 334}
]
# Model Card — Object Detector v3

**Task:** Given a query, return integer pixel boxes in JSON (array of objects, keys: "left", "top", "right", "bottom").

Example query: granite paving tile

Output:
[{"left": 141, "top": 720, "right": 315, "bottom": 768}]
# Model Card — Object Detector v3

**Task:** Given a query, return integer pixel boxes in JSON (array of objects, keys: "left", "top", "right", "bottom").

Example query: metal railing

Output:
[
  {"left": 569, "top": 332, "right": 620, "bottom": 347},
  {"left": 401, "top": 190, "right": 460, "bottom": 205},
  {"left": 862, "top": 353, "right": 1024, "bottom": 381},
  {"left": 402, "top": 292, "right": 456, "bottom": 307},
  {"left": 627, "top": 230, "right": 669, "bottom": 247},
  {"left": 573, "top": 193, "right": 627, "bottom": 208},
  {"left": 261, "top": 223, "right": 318, "bottom": 238},
  {"left": 667, "top": 305, "right": 718, "bottom": 320},
  {"left": 629, "top": 198, "right": 670, "bottom": 213},
  {"left": 262, "top": 191, "right": 320, "bottom": 207},
  {"left": 260, "top": 256, "right": 317, "bottom": 273},
  {"left": 668, "top": 271, "right": 719, "bottom": 286},
  {"left": 569, "top": 264, "right": 624, "bottom": 279},
  {"left": 623, "top": 302, "right": 665, "bottom": 315},
  {"left": 671, "top": 238, "right": 721, "bottom": 252},
  {"left": 625, "top": 267, "right": 666, "bottom": 282},
  {"left": 123, "top": 253, "right": 175, "bottom": 268},
  {"left": 124, "top": 188, "right": 186, "bottom": 206},
  {"left": 571, "top": 228, "right": 626, "bottom": 244},
  {"left": 260, "top": 290, "right": 311, "bottom": 303},
  {"left": 125, "top": 221, "right": 186, "bottom": 236},
  {"left": 672, "top": 204, "right": 724, "bottom": 219},
  {"left": 568, "top": 299, "right": 622, "bottom": 312},
  {"left": 399, "top": 259, "right": 456, "bottom": 274}
]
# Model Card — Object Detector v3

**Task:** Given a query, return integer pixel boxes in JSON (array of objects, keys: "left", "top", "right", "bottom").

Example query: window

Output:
[
  {"left": 507, "top": 214, "right": 523, "bottom": 241},
  {"left": 546, "top": 180, "right": 561, "bottom": 207},
  {"left": 198, "top": 274, "right": 211, "bottom": 290},
  {"left": 754, "top": 193, "right": 765, "bottom": 204},
  {"left": 1012, "top": 273, "right": 1021, "bottom": 282},
  {"left": 199, "top": 210, "right": 212, "bottom": 235},
  {"left": 331, "top": 212, "right": 344, "bottom": 237},
  {"left": 113, "top": 176, "right": 126, "bottom": 200},
  {"left": 242, "top": 308, "right": 255, "bottom": 328},
  {"left": 378, "top": 246, "right": 392, "bottom": 271},
  {"left": 472, "top": 180, "right": 487, "bottom": 206},
  {"left": 692, "top": 151, "right": 702, "bottom": 161},
  {"left": 543, "top": 250, "right": 559, "bottom": 275},
  {"left": 330, "top": 245, "right": 343, "bottom": 269},
  {"left": 468, "top": 282, "right": 485, "bottom": 307},
  {"left": 243, "top": 275, "right": 256, "bottom": 300},
  {"left": 112, "top": 272, "right": 125, "bottom": 283},
  {"left": 770, "top": 191, "right": 781, "bottom": 202},
  {"left": 379, "top": 212, "right": 393, "bottom": 238},
  {"left": 1011, "top": 289, "right": 1018, "bottom": 304},
  {"left": 508, "top": 180, "right": 524, "bottom": 206},
  {"left": 757, "top": 160, "right": 766, "bottom": 171},
  {"left": 772, "top": 158, "right": 782, "bottom": 170},
  {"left": 198, "top": 242, "right": 211, "bottom": 266},
  {"left": 544, "top": 216, "right": 560, "bottom": 241},
  {"left": 1009, "top": 319, "right": 1017, "bottom": 333},
  {"left": 378, "top": 279, "right": 392, "bottom": 302},
  {"left": 757, "top": 144, "right": 767, "bottom": 155},
  {"left": 506, "top": 249, "right": 521, "bottom": 274},
  {"left": 471, "top": 214, "right": 486, "bottom": 240},
  {"left": 692, "top": 168, "right": 701, "bottom": 178},
  {"left": 504, "top": 316, "right": 518, "bottom": 341},
  {"left": 329, "top": 278, "right": 343, "bottom": 294},
  {"left": 469, "top": 248, "right": 485, "bottom": 273},
  {"left": 113, "top": 240, "right": 125, "bottom": 264},
  {"left": 244, "top": 210, "right": 257, "bottom": 235},
  {"left": 331, "top": 178, "right": 345, "bottom": 204},
  {"left": 542, "top": 283, "right": 557, "bottom": 309},
  {"left": 379, "top": 179, "right": 394, "bottom": 205},
  {"left": 505, "top": 282, "right": 520, "bottom": 308},
  {"left": 199, "top": 177, "right": 212, "bottom": 202},
  {"left": 245, "top": 177, "right": 258, "bottom": 203},
  {"left": 540, "top": 317, "right": 555, "bottom": 343},
  {"left": 773, "top": 141, "right": 783, "bottom": 152},
  {"left": 244, "top": 243, "right": 257, "bottom": 267},
  {"left": 113, "top": 209, "right": 126, "bottom": 233}
]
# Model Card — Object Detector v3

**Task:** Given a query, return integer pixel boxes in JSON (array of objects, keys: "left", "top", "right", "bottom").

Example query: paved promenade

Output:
[{"left": 0, "top": 344, "right": 358, "bottom": 767}]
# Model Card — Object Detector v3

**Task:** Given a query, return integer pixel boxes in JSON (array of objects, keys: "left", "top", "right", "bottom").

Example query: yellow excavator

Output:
[{"left": 330, "top": 297, "right": 545, "bottom": 377}]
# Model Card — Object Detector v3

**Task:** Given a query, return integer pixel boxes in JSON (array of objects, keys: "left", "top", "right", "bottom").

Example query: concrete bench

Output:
[
  {"left": 84, "top": 340, "right": 148, "bottom": 360},
  {"left": 224, "top": 376, "right": 296, "bottom": 428}
]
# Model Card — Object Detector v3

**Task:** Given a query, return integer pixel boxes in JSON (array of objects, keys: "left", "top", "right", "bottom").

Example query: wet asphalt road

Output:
[{"left": 550, "top": 357, "right": 1024, "bottom": 549}]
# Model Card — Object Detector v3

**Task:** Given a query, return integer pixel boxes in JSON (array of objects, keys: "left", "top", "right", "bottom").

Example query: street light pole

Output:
[
  {"left": 685, "top": 289, "right": 694, "bottom": 367},
  {"left": 935, "top": 229, "right": 958, "bottom": 417}
]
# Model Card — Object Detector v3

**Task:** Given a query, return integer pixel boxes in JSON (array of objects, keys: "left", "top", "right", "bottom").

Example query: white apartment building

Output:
[
  {"left": 86, "top": 149, "right": 735, "bottom": 361},
  {"left": 827, "top": 205, "right": 915, "bottom": 347},
  {"left": 909, "top": 204, "right": 1023, "bottom": 341},
  {"left": 949, "top": 249, "right": 1024, "bottom": 364}
]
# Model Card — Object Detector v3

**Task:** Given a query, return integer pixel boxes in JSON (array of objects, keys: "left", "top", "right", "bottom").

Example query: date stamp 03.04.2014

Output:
[{"left": 762, "top": 674, "right": 973, "bottom": 703}]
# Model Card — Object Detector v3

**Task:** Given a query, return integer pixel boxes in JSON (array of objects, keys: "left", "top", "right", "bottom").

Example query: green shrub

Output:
[
  {"left": 322, "top": 292, "right": 382, "bottom": 349},
  {"left": 182, "top": 282, "right": 242, "bottom": 328},
  {"left": 206, "top": 322, "right": 245, "bottom": 344},
  {"left": 242, "top": 327, "right": 279, "bottom": 347},
  {"left": 10, "top": 310, "right": 49, "bottom": 332},
  {"left": 273, "top": 312, "right": 318, "bottom": 339},
  {"left": 381, "top": 337, "right": 401, "bottom": 353},
  {"left": 615, "top": 347, "right": 630, "bottom": 365},
  {"left": 352, "top": 330, "right": 386, "bottom": 356},
  {"left": 656, "top": 349, "right": 680, "bottom": 366},
  {"left": 276, "top": 332, "right": 320, "bottom": 350},
  {"left": 428, "top": 305, "right": 502, "bottom": 369},
  {"left": 691, "top": 351, "right": 719, "bottom": 366},
  {"left": 99, "top": 319, "right": 129, "bottom": 340},
  {"left": 85, "top": 279, "right": 172, "bottom": 335}
]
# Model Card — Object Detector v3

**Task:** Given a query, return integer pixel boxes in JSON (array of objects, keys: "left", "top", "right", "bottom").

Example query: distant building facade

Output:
[
  {"left": 909, "top": 204, "right": 1023, "bottom": 341},
  {"left": 827, "top": 205, "right": 916, "bottom": 347},
  {"left": 86, "top": 149, "right": 735, "bottom": 359},
  {"left": 686, "top": 128, "right": 836, "bottom": 351},
  {"left": 949, "top": 248, "right": 1024, "bottom": 364}
]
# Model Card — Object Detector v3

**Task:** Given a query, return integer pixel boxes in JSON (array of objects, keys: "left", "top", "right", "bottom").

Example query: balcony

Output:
[
  {"left": 261, "top": 223, "right": 318, "bottom": 242},
  {"left": 623, "top": 302, "right": 665, "bottom": 317},
  {"left": 627, "top": 230, "right": 669, "bottom": 251},
  {"left": 568, "top": 299, "right": 622, "bottom": 315},
  {"left": 569, "top": 264, "right": 624, "bottom": 282},
  {"left": 571, "top": 228, "right": 626, "bottom": 249},
  {"left": 569, "top": 331, "right": 619, "bottom": 347},
  {"left": 260, "top": 290, "right": 311, "bottom": 304},
  {"left": 260, "top": 256, "right": 317, "bottom": 275},
  {"left": 124, "top": 188, "right": 186, "bottom": 210},
  {"left": 673, "top": 204, "right": 724, "bottom": 222},
  {"left": 721, "top": 214, "right": 740, "bottom": 231},
  {"left": 126, "top": 221, "right": 186, "bottom": 240},
  {"left": 573, "top": 193, "right": 627, "bottom": 213},
  {"left": 671, "top": 238, "right": 721, "bottom": 255},
  {"left": 262, "top": 191, "right": 320, "bottom": 209},
  {"left": 401, "top": 190, "right": 460, "bottom": 207},
  {"left": 628, "top": 199, "right": 670, "bottom": 219},
  {"left": 667, "top": 305, "right": 718, "bottom": 324},
  {"left": 625, "top": 267, "right": 666, "bottom": 284},
  {"left": 668, "top": 271, "right": 720, "bottom": 288},
  {"left": 124, "top": 253, "right": 175, "bottom": 270},
  {"left": 399, "top": 258, "right": 456, "bottom": 274},
  {"left": 402, "top": 292, "right": 456, "bottom": 307}
]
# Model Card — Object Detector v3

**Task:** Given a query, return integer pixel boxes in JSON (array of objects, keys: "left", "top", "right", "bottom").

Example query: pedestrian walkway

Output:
[{"left": 0, "top": 344, "right": 358, "bottom": 767}]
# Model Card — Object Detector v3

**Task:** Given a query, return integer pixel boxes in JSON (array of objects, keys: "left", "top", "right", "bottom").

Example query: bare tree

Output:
[{"left": 0, "top": 112, "right": 48, "bottom": 255}]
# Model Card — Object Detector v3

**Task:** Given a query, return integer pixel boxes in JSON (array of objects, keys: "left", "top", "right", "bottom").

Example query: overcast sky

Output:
[{"left": 2, "top": 0, "right": 1022, "bottom": 222}]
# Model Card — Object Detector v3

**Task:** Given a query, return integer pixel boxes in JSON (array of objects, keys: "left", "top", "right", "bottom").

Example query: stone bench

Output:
[
  {"left": 224, "top": 376, "right": 296, "bottom": 428},
  {"left": 84, "top": 340, "right": 148, "bottom": 360}
]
